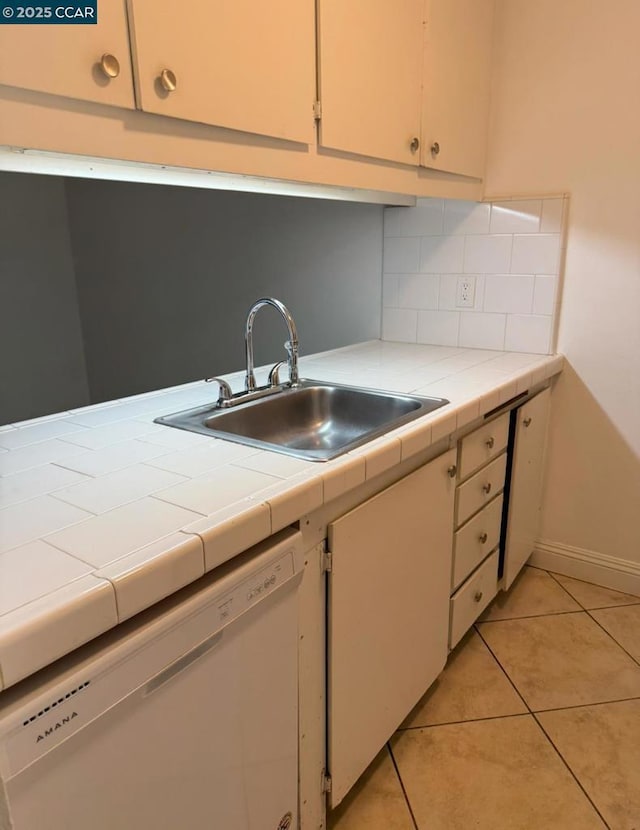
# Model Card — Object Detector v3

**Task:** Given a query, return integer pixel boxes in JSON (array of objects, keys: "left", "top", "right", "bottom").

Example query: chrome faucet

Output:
[{"left": 244, "top": 298, "right": 300, "bottom": 392}]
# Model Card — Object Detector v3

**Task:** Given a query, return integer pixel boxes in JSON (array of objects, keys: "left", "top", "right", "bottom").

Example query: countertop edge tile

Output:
[
  {"left": 0, "top": 575, "right": 118, "bottom": 689},
  {"left": 95, "top": 532, "right": 205, "bottom": 623},
  {"left": 183, "top": 501, "right": 272, "bottom": 572}
]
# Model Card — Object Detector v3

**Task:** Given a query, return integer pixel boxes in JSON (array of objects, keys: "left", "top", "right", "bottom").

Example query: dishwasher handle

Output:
[{"left": 143, "top": 630, "right": 224, "bottom": 697}]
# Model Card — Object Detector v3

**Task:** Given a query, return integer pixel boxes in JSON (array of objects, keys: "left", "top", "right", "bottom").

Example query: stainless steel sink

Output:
[{"left": 155, "top": 380, "right": 449, "bottom": 461}]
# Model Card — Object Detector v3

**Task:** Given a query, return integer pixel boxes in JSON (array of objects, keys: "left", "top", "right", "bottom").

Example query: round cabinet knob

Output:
[
  {"left": 482, "top": 482, "right": 492, "bottom": 495},
  {"left": 478, "top": 532, "right": 488, "bottom": 544},
  {"left": 99, "top": 53, "right": 120, "bottom": 79},
  {"left": 159, "top": 68, "right": 177, "bottom": 92},
  {"left": 485, "top": 436, "right": 495, "bottom": 449},
  {"left": 523, "top": 417, "right": 532, "bottom": 428},
  {"left": 410, "top": 136, "right": 420, "bottom": 154},
  {"left": 447, "top": 464, "right": 457, "bottom": 479},
  {"left": 474, "top": 590, "right": 484, "bottom": 603},
  {"left": 430, "top": 141, "right": 440, "bottom": 157}
]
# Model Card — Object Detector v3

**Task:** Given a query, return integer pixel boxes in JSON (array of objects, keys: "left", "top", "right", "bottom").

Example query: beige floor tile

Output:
[
  {"left": 480, "top": 566, "right": 581, "bottom": 621},
  {"left": 551, "top": 572, "right": 640, "bottom": 609},
  {"left": 478, "top": 612, "right": 640, "bottom": 711},
  {"left": 328, "top": 746, "right": 414, "bottom": 830},
  {"left": 538, "top": 700, "right": 640, "bottom": 830},
  {"left": 400, "top": 630, "right": 527, "bottom": 728},
  {"left": 391, "top": 715, "right": 605, "bottom": 830},
  {"left": 591, "top": 604, "right": 640, "bottom": 662}
]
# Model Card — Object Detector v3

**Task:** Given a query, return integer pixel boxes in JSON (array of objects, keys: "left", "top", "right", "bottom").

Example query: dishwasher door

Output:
[{"left": 0, "top": 530, "right": 302, "bottom": 830}]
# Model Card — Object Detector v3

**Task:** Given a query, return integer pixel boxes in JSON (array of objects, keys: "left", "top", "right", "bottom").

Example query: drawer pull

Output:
[
  {"left": 485, "top": 436, "right": 495, "bottom": 449},
  {"left": 448, "top": 465, "right": 457, "bottom": 478},
  {"left": 482, "top": 482, "right": 492, "bottom": 495},
  {"left": 474, "top": 590, "right": 484, "bottom": 603},
  {"left": 478, "top": 532, "right": 488, "bottom": 544},
  {"left": 523, "top": 417, "right": 532, "bottom": 427}
]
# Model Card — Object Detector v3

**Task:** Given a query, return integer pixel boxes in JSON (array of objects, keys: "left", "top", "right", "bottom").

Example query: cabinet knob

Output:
[
  {"left": 430, "top": 141, "right": 440, "bottom": 157},
  {"left": 410, "top": 136, "right": 420, "bottom": 154},
  {"left": 482, "top": 482, "right": 492, "bottom": 495},
  {"left": 99, "top": 53, "right": 120, "bottom": 79},
  {"left": 485, "top": 436, "right": 495, "bottom": 449},
  {"left": 478, "top": 532, "right": 488, "bottom": 544},
  {"left": 473, "top": 590, "right": 484, "bottom": 603},
  {"left": 447, "top": 464, "right": 457, "bottom": 479},
  {"left": 159, "top": 68, "right": 178, "bottom": 92},
  {"left": 523, "top": 417, "right": 532, "bottom": 427}
]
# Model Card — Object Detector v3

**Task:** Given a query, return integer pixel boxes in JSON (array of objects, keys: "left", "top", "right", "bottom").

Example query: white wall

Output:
[{"left": 486, "top": 0, "right": 640, "bottom": 566}]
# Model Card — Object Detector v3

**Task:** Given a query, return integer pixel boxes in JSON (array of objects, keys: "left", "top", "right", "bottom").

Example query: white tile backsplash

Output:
[{"left": 383, "top": 195, "right": 567, "bottom": 353}]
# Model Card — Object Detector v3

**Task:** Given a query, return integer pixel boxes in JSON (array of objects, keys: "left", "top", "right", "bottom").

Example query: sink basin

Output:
[{"left": 155, "top": 380, "right": 449, "bottom": 461}]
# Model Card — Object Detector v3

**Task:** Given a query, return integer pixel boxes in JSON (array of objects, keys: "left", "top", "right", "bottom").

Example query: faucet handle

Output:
[
  {"left": 205, "top": 376, "right": 233, "bottom": 406},
  {"left": 268, "top": 361, "right": 287, "bottom": 387}
]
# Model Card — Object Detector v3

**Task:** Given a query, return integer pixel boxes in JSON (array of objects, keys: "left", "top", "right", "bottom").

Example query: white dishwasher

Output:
[{"left": 0, "top": 528, "right": 303, "bottom": 830}]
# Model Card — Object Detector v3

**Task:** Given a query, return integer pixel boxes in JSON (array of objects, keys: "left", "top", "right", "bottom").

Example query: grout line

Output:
[
  {"left": 547, "top": 570, "right": 640, "bottom": 611},
  {"left": 585, "top": 609, "right": 640, "bottom": 669},
  {"left": 531, "top": 694, "right": 640, "bottom": 715},
  {"left": 477, "top": 609, "right": 584, "bottom": 623},
  {"left": 386, "top": 742, "right": 420, "bottom": 830},
  {"left": 397, "top": 710, "right": 531, "bottom": 731},
  {"left": 473, "top": 623, "right": 531, "bottom": 712},
  {"left": 546, "top": 570, "right": 590, "bottom": 610},
  {"left": 532, "top": 714, "right": 612, "bottom": 830}
]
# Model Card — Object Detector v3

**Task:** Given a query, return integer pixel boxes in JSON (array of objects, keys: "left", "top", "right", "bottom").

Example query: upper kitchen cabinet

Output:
[
  {"left": 420, "top": 0, "right": 495, "bottom": 178},
  {"left": 316, "top": 0, "right": 424, "bottom": 165},
  {"left": 126, "top": 0, "right": 316, "bottom": 144},
  {"left": 0, "top": 1, "right": 134, "bottom": 109}
]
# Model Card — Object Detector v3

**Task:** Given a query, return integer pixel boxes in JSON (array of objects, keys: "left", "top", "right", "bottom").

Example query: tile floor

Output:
[{"left": 328, "top": 566, "right": 640, "bottom": 830}]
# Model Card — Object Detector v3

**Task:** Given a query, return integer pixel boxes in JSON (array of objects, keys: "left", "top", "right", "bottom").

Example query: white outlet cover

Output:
[{"left": 456, "top": 276, "right": 476, "bottom": 308}]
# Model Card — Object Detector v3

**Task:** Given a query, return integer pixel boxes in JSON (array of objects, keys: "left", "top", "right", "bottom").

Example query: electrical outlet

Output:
[{"left": 456, "top": 276, "right": 476, "bottom": 308}]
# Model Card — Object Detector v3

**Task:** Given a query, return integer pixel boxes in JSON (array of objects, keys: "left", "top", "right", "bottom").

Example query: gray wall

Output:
[
  {"left": 0, "top": 173, "right": 90, "bottom": 424},
  {"left": 1, "top": 173, "right": 383, "bottom": 422},
  {"left": 66, "top": 180, "right": 383, "bottom": 402}
]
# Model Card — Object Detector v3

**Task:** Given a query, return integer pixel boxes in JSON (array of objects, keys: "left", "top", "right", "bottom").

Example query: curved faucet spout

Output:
[{"left": 244, "top": 298, "right": 300, "bottom": 392}]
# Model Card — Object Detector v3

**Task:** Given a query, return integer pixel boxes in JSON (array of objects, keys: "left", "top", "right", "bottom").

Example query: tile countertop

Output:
[{"left": 0, "top": 341, "right": 564, "bottom": 691}]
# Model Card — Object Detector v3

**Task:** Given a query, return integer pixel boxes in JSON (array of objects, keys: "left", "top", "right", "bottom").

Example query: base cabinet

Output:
[{"left": 326, "top": 448, "right": 455, "bottom": 807}]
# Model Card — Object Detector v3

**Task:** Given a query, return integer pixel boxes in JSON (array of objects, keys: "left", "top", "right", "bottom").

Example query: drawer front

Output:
[
  {"left": 456, "top": 452, "right": 507, "bottom": 527},
  {"left": 453, "top": 494, "right": 504, "bottom": 590},
  {"left": 459, "top": 412, "right": 510, "bottom": 480},
  {"left": 449, "top": 549, "right": 499, "bottom": 649}
]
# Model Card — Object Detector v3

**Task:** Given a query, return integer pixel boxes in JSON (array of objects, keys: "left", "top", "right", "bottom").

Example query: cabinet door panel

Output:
[
  {"left": 317, "top": 0, "right": 424, "bottom": 165},
  {"left": 327, "top": 449, "right": 455, "bottom": 807},
  {"left": 503, "top": 388, "right": 551, "bottom": 589},
  {"left": 127, "top": 0, "right": 315, "bottom": 143},
  {"left": 420, "top": 0, "right": 494, "bottom": 178},
  {"left": 0, "top": 2, "right": 134, "bottom": 108}
]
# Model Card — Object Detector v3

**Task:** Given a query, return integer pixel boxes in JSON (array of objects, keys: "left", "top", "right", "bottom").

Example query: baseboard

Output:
[{"left": 530, "top": 540, "right": 640, "bottom": 598}]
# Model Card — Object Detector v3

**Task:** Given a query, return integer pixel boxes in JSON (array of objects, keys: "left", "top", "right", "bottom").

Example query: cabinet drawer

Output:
[
  {"left": 459, "top": 412, "right": 510, "bottom": 480},
  {"left": 456, "top": 452, "right": 507, "bottom": 527},
  {"left": 452, "top": 494, "right": 503, "bottom": 590},
  {"left": 449, "top": 549, "right": 499, "bottom": 649}
]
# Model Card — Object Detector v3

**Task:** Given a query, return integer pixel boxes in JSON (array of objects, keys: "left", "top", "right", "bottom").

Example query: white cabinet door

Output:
[
  {"left": 0, "top": 1, "right": 134, "bottom": 109},
  {"left": 127, "top": 0, "right": 316, "bottom": 144},
  {"left": 317, "top": 0, "right": 424, "bottom": 165},
  {"left": 503, "top": 388, "right": 551, "bottom": 590},
  {"left": 420, "top": 0, "right": 494, "bottom": 178},
  {"left": 327, "top": 448, "right": 455, "bottom": 807}
]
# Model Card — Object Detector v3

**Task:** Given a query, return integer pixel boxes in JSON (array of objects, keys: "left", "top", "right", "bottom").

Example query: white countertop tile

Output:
[
  {"left": 321, "top": 455, "right": 367, "bottom": 503},
  {"left": 351, "top": 436, "right": 402, "bottom": 480},
  {"left": 0, "top": 419, "right": 88, "bottom": 451},
  {"left": 0, "top": 464, "right": 89, "bottom": 509},
  {"left": 145, "top": 440, "right": 257, "bottom": 478},
  {"left": 95, "top": 532, "right": 205, "bottom": 622},
  {"left": 154, "top": 465, "right": 280, "bottom": 516},
  {"left": 232, "top": 452, "right": 318, "bottom": 479},
  {"left": 58, "top": 418, "right": 158, "bottom": 450},
  {"left": 0, "top": 495, "right": 92, "bottom": 555},
  {"left": 249, "top": 472, "right": 324, "bottom": 532},
  {"left": 44, "top": 498, "right": 202, "bottom": 568},
  {"left": 0, "top": 439, "right": 85, "bottom": 477},
  {"left": 134, "top": 424, "right": 214, "bottom": 450},
  {"left": 53, "top": 463, "right": 187, "bottom": 515},
  {"left": 55, "top": 439, "right": 170, "bottom": 477},
  {"left": 0, "top": 575, "right": 117, "bottom": 690},
  {"left": 0, "top": 540, "right": 93, "bottom": 616}
]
